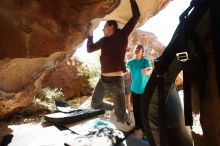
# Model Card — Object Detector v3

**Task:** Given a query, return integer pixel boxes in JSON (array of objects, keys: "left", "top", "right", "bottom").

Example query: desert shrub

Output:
[
  {"left": 35, "top": 87, "right": 64, "bottom": 111},
  {"left": 79, "top": 63, "right": 100, "bottom": 88}
]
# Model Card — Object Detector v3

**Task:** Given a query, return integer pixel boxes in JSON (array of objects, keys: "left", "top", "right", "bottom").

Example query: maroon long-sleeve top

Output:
[{"left": 87, "top": 0, "right": 140, "bottom": 73}]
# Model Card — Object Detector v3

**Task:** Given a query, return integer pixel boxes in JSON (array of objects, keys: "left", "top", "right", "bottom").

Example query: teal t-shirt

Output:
[{"left": 127, "top": 57, "right": 152, "bottom": 94}]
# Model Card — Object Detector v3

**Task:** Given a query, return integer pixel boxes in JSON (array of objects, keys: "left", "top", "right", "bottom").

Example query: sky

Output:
[
  {"left": 74, "top": 0, "right": 191, "bottom": 62},
  {"left": 138, "top": 0, "right": 191, "bottom": 46}
]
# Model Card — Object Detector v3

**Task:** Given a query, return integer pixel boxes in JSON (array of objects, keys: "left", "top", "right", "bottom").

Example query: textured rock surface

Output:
[
  {"left": 104, "top": 0, "right": 169, "bottom": 27},
  {"left": 0, "top": 0, "right": 170, "bottom": 119},
  {"left": 43, "top": 57, "right": 92, "bottom": 99},
  {"left": 129, "top": 29, "right": 165, "bottom": 58},
  {"left": 0, "top": 52, "right": 64, "bottom": 119},
  {"left": 0, "top": 0, "right": 220, "bottom": 145},
  {"left": 0, "top": 0, "right": 119, "bottom": 59}
]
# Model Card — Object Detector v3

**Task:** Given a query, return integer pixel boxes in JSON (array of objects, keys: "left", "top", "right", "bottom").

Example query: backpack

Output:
[{"left": 141, "top": 0, "right": 220, "bottom": 145}]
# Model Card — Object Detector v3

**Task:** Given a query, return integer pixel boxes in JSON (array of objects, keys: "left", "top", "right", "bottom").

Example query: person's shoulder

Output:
[
  {"left": 143, "top": 57, "right": 151, "bottom": 62},
  {"left": 113, "top": 29, "right": 121, "bottom": 34},
  {"left": 128, "top": 58, "right": 136, "bottom": 63},
  {"left": 127, "top": 58, "right": 135, "bottom": 66}
]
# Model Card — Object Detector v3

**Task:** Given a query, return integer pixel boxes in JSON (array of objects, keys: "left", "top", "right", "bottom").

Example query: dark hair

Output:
[
  {"left": 135, "top": 45, "right": 144, "bottom": 55},
  {"left": 106, "top": 20, "right": 118, "bottom": 31},
  {"left": 136, "top": 45, "right": 144, "bottom": 51}
]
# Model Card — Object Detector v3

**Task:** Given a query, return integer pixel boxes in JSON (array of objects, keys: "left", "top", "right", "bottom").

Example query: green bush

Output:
[
  {"left": 35, "top": 87, "right": 64, "bottom": 111},
  {"left": 80, "top": 63, "right": 100, "bottom": 88}
]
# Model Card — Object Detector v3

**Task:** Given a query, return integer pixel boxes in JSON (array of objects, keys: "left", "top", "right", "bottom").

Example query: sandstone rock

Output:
[
  {"left": 43, "top": 57, "right": 93, "bottom": 100},
  {"left": 0, "top": 0, "right": 169, "bottom": 119},
  {"left": 128, "top": 29, "right": 165, "bottom": 59}
]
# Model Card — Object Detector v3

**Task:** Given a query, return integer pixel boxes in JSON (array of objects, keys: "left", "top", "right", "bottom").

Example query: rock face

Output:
[
  {"left": 0, "top": 0, "right": 169, "bottom": 59},
  {"left": 0, "top": 0, "right": 219, "bottom": 145},
  {"left": 104, "top": 0, "right": 170, "bottom": 27},
  {"left": 0, "top": 0, "right": 118, "bottom": 59},
  {"left": 0, "top": 0, "right": 170, "bottom": 119},
  {"left": 43, "top": 57, "right": 92, "bottom": 100},
  {"left": 129, "top": 29, "right": 165, "bottom": 58},
  {"left": 0, "top": 52, "right": 64, "bottom": 119}
]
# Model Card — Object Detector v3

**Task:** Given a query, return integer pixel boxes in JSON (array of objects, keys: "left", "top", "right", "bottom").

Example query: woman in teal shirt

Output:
[{"left": 127, "top": 45, "right": 152, "bottom": 137}]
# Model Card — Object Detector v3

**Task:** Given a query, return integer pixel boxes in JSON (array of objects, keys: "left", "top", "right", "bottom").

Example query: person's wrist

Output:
[
  {"left": 87, "top": 22, "right": 93, "bottom": 37},
  {"left": 88, "top": 32, "right": 93, "bottom": 36},
  {"left": 87, "top": 31, "right": 93, "bottom": 37}
]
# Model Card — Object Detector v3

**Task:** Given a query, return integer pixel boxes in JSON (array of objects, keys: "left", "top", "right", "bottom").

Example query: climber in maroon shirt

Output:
[{"left": 87, "top": 0, "right": 140, "bottom": 124}]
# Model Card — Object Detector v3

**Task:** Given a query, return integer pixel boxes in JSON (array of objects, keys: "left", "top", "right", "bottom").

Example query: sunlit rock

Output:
[{"left": 0, "top": 0, "right": 170, "bottom": 119}]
